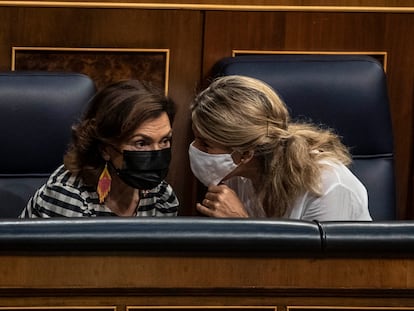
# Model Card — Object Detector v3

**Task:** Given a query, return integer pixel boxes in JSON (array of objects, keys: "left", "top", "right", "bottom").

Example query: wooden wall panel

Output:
[
  {"left": 2, "top": 0, "right": 414, "bottom": 9},
  {"left": 0, "top": 7, "right": 203, "bottom": 215},
  {"left": 203, "top": 11, "right": 414, "bottom": 219},
  {"left": 12, "top": 48, "right": 169, "bottom": 90},
  {"left": 1, "top": 253, "right": 414, "bottom": 308},
  {"left": 384, "top": 13, "right": 414, "bottom": 219},
  {"left": 0, "top": 3, "right": 413, "bottom": 217},
  {"left": 2, "top": 254, "right": 414, "bottom": 289}
]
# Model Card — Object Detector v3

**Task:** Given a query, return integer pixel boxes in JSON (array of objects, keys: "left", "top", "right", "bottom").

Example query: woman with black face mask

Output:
[{"left": 20, "top": 80, "right": 179, "bottom": 217}]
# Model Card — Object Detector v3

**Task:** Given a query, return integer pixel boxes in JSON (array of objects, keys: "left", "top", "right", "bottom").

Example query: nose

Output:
[
  {"left": 151, "top": 143, "right": 164, "bottom": 151},
  {"left": 151, "top": 144, "right": 160, "bottom": 151}
]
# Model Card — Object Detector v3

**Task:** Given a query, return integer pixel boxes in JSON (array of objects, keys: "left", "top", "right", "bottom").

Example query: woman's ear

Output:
[
  {"left": 101, "top": 146, "right": 111, "bottom": 161},
  {"left": 233, "top": 150, "right": 254, "bottom": 165},
  {"left": 240, "top": 150, "right": 254, "bottom": 164}
]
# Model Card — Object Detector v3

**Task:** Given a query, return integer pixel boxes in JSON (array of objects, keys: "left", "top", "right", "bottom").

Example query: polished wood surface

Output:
[
  {"left": 1, "top": 0, "right": 414, "bottom": 11},
  {"left": 1, "top": 252, "right": 414, "bottom": 309},
  {"left": 0, "top": 3, "right": 413, "bottom": 217},
  {"left": 1, "top": 254, "right": 414, "bottom": 288}
]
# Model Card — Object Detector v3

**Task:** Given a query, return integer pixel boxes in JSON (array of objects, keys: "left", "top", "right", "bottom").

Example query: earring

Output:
[{"left": 97, "top": 162, "right": 112, "bottom": 203}]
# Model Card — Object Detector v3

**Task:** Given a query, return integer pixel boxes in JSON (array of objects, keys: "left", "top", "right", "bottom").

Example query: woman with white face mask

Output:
[{"left": 189, "top": 75, "right": 372, "bottom": 221}]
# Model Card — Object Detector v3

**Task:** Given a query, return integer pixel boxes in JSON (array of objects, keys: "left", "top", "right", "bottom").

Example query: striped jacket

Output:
[{"left": 20, "top": 165, "right": 179, "bottom": 218}]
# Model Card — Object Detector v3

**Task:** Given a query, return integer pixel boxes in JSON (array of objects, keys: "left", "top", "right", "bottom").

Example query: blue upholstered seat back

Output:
[
  {"left": 0, "top": 72, "right": 96, "bottom": 217},
  {"left": 212, "top": 55, "right": 396, "bottom": 220}
]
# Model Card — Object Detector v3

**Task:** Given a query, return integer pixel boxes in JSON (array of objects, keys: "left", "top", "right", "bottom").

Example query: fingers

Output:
[
  {"left": 205, "top": 184, "right": 231, "bottom": 199},
  {"left": 197, "top": 196, "right": 219, "bottom": 217},
  {"left": 205, "top": 186, "right": 235, "bottom": 206},
  {"left": 207, "top": 183, "right": 228, "bottom": 193},
  {"left": 197, "top": 184, "right": 242, "bottom": 218},
  {"left": 196, "top": 203, "right": 215, "bottom": 217},
  {"left": 202, "top": 198, "right": 217, "bottom": 210},
  {"left": 204, "top": 192, "right": 216, "bottom": 201}
]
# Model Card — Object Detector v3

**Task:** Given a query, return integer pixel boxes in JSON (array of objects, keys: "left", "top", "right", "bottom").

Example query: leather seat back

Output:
[
  {"left": 212, "top": 55, "right": 396, "bottom": 220},
  {"left": 0, "top": 71, "right": 96, "bottom": 217}
]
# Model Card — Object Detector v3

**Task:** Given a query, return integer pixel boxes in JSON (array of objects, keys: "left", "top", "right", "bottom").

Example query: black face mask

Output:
[{"left": 111, "top": 148, "right": 171, "bottom": 190}]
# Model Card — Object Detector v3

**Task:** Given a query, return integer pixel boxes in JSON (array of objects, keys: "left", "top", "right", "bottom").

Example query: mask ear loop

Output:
[{"left": 235, "top": 150, "right": 254, "bottom": 165}]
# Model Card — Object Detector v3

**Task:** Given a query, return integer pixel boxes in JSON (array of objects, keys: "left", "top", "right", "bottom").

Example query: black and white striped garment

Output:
[{"left": 20, "top": 165, "right": 179, "bottom": 218}]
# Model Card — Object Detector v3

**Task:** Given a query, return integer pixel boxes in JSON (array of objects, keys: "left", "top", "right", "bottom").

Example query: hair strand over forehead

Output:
[
  {"left": 192, "top": 75, "right": 288, "bottom": 152},
  {"left": 64, "top": 79, "right": 175, "bottom": 186},
  {"left": 191, "top": 75, "right": 351, "bottom": 218}
]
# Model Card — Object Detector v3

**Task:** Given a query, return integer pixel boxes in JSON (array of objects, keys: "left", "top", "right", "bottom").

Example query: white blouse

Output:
[{"left": 224, "top": 160, "right": 372, "bottom": 221}]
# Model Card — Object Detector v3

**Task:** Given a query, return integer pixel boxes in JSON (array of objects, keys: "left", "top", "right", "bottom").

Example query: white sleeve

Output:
[
  {"left": 224, "top": 177, "right": 266, "bottom": 217},
  {"left": 301, "top": 183, "right": 372, "bottom": 221}
]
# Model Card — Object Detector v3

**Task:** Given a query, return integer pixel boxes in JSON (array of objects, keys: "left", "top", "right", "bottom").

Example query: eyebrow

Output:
[{"left": 130, "top": 130, "right": 173, "bottom": 141}]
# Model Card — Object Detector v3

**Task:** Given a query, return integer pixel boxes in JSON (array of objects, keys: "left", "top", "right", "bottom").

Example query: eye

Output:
[
  {"left": 133, "top": 140, "right": 148, "bottom": 150},
  {"left": 159, "top": 137, "right": 172, "bottom": 148}
]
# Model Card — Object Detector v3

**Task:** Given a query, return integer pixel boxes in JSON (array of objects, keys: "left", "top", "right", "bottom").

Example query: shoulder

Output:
[
  {"left": 45, "top": 165, "right": 92, "bottom": 200},
  {"left": 47, "top": 164, "right": 81, "bottom": 187},
  {"left": 149, "top": 180, "right": 178, "bottom": 202},
  {"left": 23, "top": 165, "right": 96, "bottom": 217},
  {"left": 298, "top": 160, "right": 371, "bottom": 221},
  {"left": 138, "top": 180, "right": 179, "bottom": 216},
  {"left": 318, "top": 160, "right": 366, "bottom": 196}
]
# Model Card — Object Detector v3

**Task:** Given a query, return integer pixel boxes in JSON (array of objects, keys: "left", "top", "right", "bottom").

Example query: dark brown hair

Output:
[{"left": 64, "top": 80, "right": 175, "bottom": 186}]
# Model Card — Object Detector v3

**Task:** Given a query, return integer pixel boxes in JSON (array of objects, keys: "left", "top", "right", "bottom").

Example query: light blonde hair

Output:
[{"left": 191, "top": 75, "right": 351, "bottom": 217}]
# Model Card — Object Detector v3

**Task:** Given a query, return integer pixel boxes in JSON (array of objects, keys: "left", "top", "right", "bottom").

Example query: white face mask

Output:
[{"left": 188, "top": 142, "right": 238, "bottom": 187}]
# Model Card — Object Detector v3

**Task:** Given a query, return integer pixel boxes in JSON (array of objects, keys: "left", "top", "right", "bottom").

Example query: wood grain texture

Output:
[
  {"left": 0, "top": 4, "right": 413, "bottom": 217},
  {"left": 1, "top": 0, "right": 414, "bottom": 10},
  {"left": 13, "top": 48, "right": 168, "bottom": 90},
  {"left": 1, "top": 253, "right": 414, "bottom": 308},
  {"left": 0, "top": 254, "right": 414, "bottom": 289}
]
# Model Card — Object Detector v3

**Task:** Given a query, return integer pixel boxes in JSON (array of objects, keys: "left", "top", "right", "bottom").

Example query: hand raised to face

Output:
[{"left": 196, "top": 184, "right": 249, "bottom": 218}]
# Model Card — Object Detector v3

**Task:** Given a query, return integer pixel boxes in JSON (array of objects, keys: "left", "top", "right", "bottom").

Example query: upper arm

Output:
[
  {"left": 155, "top": 182, "right": 179, "bottom": 216},
  {"left": 301, "top": 183, "right": 371, "bottom": 221},
  {"left": 21, "top": 183, "right": 88, "bottom": 218}
]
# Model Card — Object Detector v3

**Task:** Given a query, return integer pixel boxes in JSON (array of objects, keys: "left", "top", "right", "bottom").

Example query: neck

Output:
[
  {"left": 105, "top": 176, "right": 140, "bottom": 216},
  {"left": 232, "top": 156, "right": 262, "bottom": 191}
]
